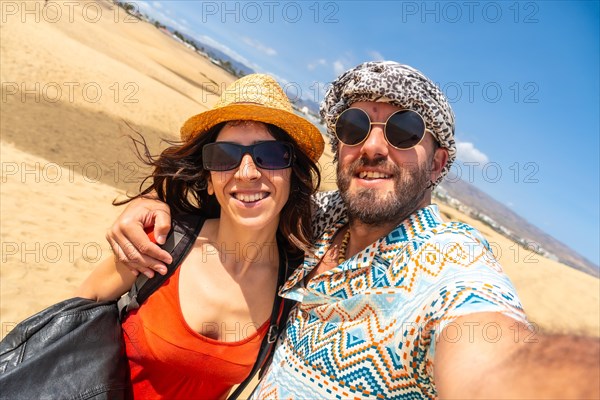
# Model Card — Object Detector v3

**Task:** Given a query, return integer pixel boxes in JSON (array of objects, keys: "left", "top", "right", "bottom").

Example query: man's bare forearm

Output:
[
  {"left": 435, "top": 314, "right": 600, "bottom": 399},
  {"left": 497, "top": 332, "right": 600, "bottom": 399}
]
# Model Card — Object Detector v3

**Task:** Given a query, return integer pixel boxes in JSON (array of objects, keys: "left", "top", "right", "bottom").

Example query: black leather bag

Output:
[
  {"left": 0, "top": 214, "right": 205, "bottom": 400},
  {"left": 0, "top": 298, "right": 130, "bottom": 400}
]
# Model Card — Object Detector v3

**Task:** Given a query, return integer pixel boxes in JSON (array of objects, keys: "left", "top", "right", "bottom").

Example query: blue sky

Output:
[{"left": 135, "top": 0, "right": 599, "bottom": 267}]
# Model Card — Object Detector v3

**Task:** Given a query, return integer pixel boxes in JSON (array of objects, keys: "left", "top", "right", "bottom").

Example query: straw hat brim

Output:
[{"left": 180, "top": 104, "right": 324, "bottom": 163}]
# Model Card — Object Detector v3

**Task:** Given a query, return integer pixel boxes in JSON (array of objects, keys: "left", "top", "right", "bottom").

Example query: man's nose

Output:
[{"left": 360, "top": 123, "right": 389, "bottom": 159}]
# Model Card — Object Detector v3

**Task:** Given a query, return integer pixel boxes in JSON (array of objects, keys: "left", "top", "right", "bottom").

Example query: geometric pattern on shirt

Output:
[{"left": 254, "top": 197, "right": 526, "bottom": 399}]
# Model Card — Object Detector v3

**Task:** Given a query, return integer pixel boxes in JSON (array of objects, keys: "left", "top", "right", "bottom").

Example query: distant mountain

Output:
[
  {"left": 292, "top": 97, "right": 321, "bottom": 116},
  {"left": 437, "top": 178, "right": 599, "bottom": 278},
  {"left": 195, "top": 41, "right": 255, "bottom": 77},
  {"left": 163, "top": 25, "right": 255, "bottom": 76}
]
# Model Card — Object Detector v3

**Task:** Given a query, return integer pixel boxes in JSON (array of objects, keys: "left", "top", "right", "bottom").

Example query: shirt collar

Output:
[{"left": 280, "top": 204, "right": 444, "bottom": 296}]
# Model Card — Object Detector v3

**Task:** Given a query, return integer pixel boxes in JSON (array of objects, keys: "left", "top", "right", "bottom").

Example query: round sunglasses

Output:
[
  {"left": 334, "top": 108, "right": 426, "bottom": 150},
  {"left": 202, "top": 141, "right": 294, "bottom": 171}
]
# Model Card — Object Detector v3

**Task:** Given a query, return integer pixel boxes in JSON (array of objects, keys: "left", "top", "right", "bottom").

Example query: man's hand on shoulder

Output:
[{"left": 106, "top": 196, "right": 173, "bottom": 278}]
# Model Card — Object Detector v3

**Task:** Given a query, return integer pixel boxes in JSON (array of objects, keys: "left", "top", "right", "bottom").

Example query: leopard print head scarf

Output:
[{"left": 320, "top": 61, "right": 456, "bottom": 186}]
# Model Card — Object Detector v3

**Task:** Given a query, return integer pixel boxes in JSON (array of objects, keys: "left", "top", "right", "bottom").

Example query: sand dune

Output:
[{"left": 1, "top": 0, "right": 598, "bottom": 352}]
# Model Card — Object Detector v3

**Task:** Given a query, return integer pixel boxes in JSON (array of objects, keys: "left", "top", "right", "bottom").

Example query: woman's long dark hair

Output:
[{"left": 118, "top": 121, "right": 321, "bottom": 256}]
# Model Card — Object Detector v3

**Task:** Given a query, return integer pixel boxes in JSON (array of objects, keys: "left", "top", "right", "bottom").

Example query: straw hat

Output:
[{"left": 180, "top": 74, "right": 324, "bottom": 163}]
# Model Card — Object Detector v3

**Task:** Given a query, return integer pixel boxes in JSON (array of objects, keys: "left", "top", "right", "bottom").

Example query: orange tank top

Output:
[{"left": 121, "top": 266, "right": 269, "bottom": 399}]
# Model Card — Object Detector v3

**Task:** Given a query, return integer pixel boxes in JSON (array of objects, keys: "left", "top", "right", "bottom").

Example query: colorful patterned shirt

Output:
[{"left": 252, "top": 191, "right": 526, "bottom": 399}]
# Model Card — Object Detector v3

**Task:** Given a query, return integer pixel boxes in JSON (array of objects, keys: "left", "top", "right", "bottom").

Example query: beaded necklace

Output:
[{"left": 337, "top": 229, "right": 351, "bottom": 264}]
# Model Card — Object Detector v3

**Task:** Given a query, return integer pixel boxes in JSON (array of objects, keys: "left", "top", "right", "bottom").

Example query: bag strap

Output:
[
  {"left": 117, "top": 213, "right": 206, "bottom": 318},
  {"left": 227, "top": 248, "right": 301, "bottom": 400}
]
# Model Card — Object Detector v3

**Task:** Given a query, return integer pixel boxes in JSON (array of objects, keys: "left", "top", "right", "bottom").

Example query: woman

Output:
[{"left": 76, "top": 74, "right": 324, "bottom": 399}]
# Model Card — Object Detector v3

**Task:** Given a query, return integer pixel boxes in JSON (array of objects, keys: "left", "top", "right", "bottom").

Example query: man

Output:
[{"left": 108, "top": 62, "right": 599, "bottom": 398}]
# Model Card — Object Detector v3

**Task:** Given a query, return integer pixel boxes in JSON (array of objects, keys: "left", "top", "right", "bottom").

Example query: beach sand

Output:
[
  {"left": 1, "top": 0, "right": 598, "bottom": 395},
  {"left": 1, "top": 0, "right": 234, "bottom": 328}
]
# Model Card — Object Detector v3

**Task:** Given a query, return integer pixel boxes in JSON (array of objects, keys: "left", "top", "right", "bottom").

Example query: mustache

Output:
[{"left": 346, "top": 155, "right": 400, "bottom": 176}]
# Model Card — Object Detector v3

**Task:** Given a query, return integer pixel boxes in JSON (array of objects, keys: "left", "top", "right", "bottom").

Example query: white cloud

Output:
[
  {"left": 307, "top": 59, "right": 327, "bottom": 71},
  {"left": 368, "top": 50, "right": 385, "bottom": 61},
  {"left": 456, "top": 141, "right": 489, "bottom": 164},
  {"left": 152, "top": 1, "right": 162, "bottom": 9},
  {"left": 333, "top": 60, "right": 346, "bottom": 75},
  {"left": 242, "top": 37, "right": 277, "bottom": 56}
]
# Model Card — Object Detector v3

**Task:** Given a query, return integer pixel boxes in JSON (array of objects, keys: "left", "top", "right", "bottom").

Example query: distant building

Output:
[{"left": 171, "top": 35, "right": 185, "bottom": 45}]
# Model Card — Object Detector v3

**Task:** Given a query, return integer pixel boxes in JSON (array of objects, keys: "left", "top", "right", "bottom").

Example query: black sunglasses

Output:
[
  {"left": 202, "top": 141, "right": 294, "bottom": 171},
  {"left": 335, "top": 108, "right": 426, "bottom": 150}
]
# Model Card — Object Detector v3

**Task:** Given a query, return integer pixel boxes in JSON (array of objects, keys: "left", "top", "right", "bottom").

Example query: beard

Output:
[{"left": 337, "top": 155, "right": 432, "bottom": 226}]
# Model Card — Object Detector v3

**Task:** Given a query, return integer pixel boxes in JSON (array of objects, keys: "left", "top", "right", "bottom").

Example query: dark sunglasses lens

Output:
[
  {"left": 253, "top": 142, "right": 293, "bottom": 169},
  {"left": 386, "top": 110, "right": 425, "bottom": 148},
  {"left": 335, "top": 109, "right": 371, "bottom": 145},
  {"left": 203, "top": 143, "right": 242, "bottom": 171}
]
